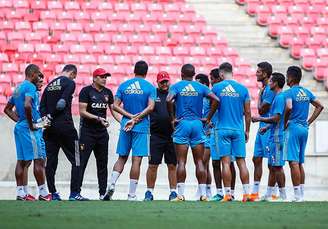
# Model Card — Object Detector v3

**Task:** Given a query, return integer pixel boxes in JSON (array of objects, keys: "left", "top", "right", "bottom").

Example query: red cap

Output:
[
  {"left": 93, "top": 68, "right": 111, "bottom": 78},
  {"left": 156, "top": 71, "right": 170, "bottom": 83}
]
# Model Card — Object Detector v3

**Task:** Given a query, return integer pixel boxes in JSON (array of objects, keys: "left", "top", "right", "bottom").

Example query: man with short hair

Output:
[
  {"left": 40, "top": 64, "right": 86, "bottom": 201},
  {"left": 251, "top": 62, "right": 276, "bottom": 201},
  {"left": 4, "top": 64, "right": 51, "bottom": 201},
  {"left": 284, "top": 66, "right": 323, "bottom": 201},
  {"left": 167, "top": 64, "right": 219, "bottom": 201},
  {"left": 78, "top": 68, "right": 121, "bottom": 200},
  {"left": 106, "top": 61, "right": 156, "bottom": 201},
  {"left": 144, "top": 71, "right": 177, "bottom": 201},
  {"left": 209, "top": 62, "right": 252, "bottom": 202},
  {"left": 208, "top": 68, "right": 237, "bottom": 201},
  {"left": 252, "top": 72, "right": 288, "bottom": 201},
  {"left": 195, "top": 73, "right": 212, "bottom": 199}
]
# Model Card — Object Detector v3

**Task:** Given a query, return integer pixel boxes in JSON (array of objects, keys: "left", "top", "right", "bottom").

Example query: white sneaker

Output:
[
  {"left": 260, "top": 195, "right": 272, "bottom": 201},
  {"left": 293, "top": 197, "right": 304, "bottom": 202},
  {"left": 128, "top": 194, "right": 138, "bottom": 201}
]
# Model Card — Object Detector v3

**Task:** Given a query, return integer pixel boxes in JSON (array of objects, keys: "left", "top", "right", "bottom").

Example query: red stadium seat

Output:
[
  {"left": 256, "top": 5, "right": 271, "bottom": 26},
  {"left": 120, "top": 24, "right": 134, "bottom": 36},
  {"left": 246, "top": 0, "right": 260, "bottom": 16},
  {"left": 95, "top": 33, "right": 111, "bottom": 47},
  {"left": 87, "top": 45, "right": 104, "bottom": 55},
  {"left": 98, "top": 55, "right": 114, "bottom": 65},
  {"left": 122, "top": 46, "right": 138, "bottom": 56},
  {"left": 70, "top": 45, "right": 87, "bottom": 55},
  {"left": 105, "top": 45, "right": 122, "bottom": 55},
  {"left": 190, "top": 47, "right": 206, "bottom": 58},
  {"left": 206, "top": 46, "right": 222, "bottom": 57},
  {"left": 35, "top": 43, "right": 52, "bottom": 56},
  {"left": 67, "top": 23, "right": 83, "bottom": 35},
  {"left": 173, "top": 46, "right": 189, "bottom": 56},
  {"left": 268, "top": 16, "right": 283, "bottom": 38},
  {"left": 155, "top": 46, "right": 171, "bottom": 56},
  {"left": 294, "top": 26, "right": 310, "bottom": 42},
  {"left": 128, "top": 34, "right": 145, "bottom": 46},
  {"left": 63, "top": 54, "right": 80, "bottom": 65},
  {"left": 25, "top": 32, "right": 42, "bottom": 45},
  {"left": 53, "top": 44, "right": 69, "bottom": 55},
  {"left": 7, "top": 32, "right": 24, "bottom": 46},
  {"left": 301, "top": 48, "right": 316, "bottom": 71},
  {"left": 305, "top": 37, "right": 322, "bottom": 52},
  {"left": 131, "top": 3, "right": 147, "bottom": 14},
  {"left": 15, "top": 21, "right": 31, "bottom": 33},
  {"left": 60, "top": 33, "right": 77, "bottom": 45},
  {"left": 114, "top": 2, "right": 130, "bottom": 13},
  {"left": 78, "top": 33, "right": 94, "bottom": 46},
  {"left": 40, "top": 11, "right": 56, "bottom": 24},
  {"left": 56, "top": 11, "right": 73, "bottom": 24},
  {"left": 5, "top": 11, "right": 24, "bottom": 23},
  {"left": 278, "top": 26, "right": 294, "bottom": 48},
  {"left": 91, "top": 12, "right": 108, "bottom": 24},
  {"left": 74, "top": 12, "right": 90, "bottom": 24},
  {"left": 313, "top": 59, "right": 328, "bottom": 81},
  {"left": 80, "top": 55, "right": 97, "bottom": 65},
  {"left": 290, "top": 37, "right": 305, "bottom": 59},
  {"left": 50, "top": 22, "right": 66, "bottom": 34},
  {"left": 179, "top": 35, "right": 195, "bottom": 47},
  {"left": 98, "top": 2, "right": 113, "bottom": 14},
  {"left": 317, "top": 48, "right": 328, "bottom": 61},
  {"left": 145, "top": 34, "right": 161, "bottom": 46},
  {"left": 84, "top": 23, "right": 101, "bottom": 34},
  {"left": 64, "top": 1, "right": 80, "bottom": 13},
  {"left": 139, "top": 46, "right": 155, "bottom": 56}
]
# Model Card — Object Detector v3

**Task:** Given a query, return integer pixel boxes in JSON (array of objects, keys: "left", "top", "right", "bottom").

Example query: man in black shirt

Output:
[
  {"left": 78, "top": 68, "right": 121, "bottom": 200},
  {"left": 40, "top": 64, "right": 86, "bottom": 201},
  {"left": 144, "top": 71, "right": 177, "bottom": 201}
]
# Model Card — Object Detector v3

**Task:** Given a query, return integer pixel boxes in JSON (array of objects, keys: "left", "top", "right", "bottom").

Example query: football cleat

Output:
[
  {"left": 242, "top": 194, "right": 252, "bottom": 202},
  {"left": 51, "top": 192, "right": 62, "bottom": 201},
  {"left": 39, "top": 194, "right": 52, "bottom": 201},
  {"left": 271, "top": 194, "right": 279, "bottom": 201},
  {"left": 168, "top": 191, "right": 178, "bottom": 201},
  {"left": 211, "top": 194, "right": 224, "bottom": 201},
  {"left": 200, "top": 195, "right": 209, "bottom": 201},
  {"left": 170, "top": 195, "right": 185, "bottom": 202},
  {"left": 25, "top": 194, "right": 36, "bottom": 201},
  {"left": 69, "top": 193, "right": 89, "bottom": 201},
  {"left": 260, "top": 195, "right": 273, "bottom": 202},
  {"left": 127, "top": 194, "right": 138, "bottom": 201},
  {"left": 104, "top": 188, "right": 115, "bottom": 201},
  {"left": 144, "top": 191, "right": 154, "bottom": 201},
  {"left": 250, "top": 192, "right": 260, "bottom": 201},
  {"left": 16, "top": 195, "right": 26, "bottom": 201},
  {"left": 222, "top": 194, "right": 232, "bottom": 202}
]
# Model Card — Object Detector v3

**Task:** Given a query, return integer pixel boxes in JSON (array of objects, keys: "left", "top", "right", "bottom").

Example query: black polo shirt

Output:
[
  {"left": 150, "top": 88, "right": 173, "bottom": 139},
  {"left": 79, "top": 85, "right": 114, "bottom": 130}
]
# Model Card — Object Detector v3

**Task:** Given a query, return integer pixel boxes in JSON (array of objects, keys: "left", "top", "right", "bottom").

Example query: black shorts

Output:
[{"left": 149, "top": 134, "right": 176, "bottom": 165}]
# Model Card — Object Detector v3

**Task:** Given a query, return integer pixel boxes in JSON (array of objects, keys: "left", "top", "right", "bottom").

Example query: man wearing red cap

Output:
[
  {"left": 78, "top": 68, "right": 121, "bottom": 200},
  {"left": 144, "top": 71, "right": 177, "bottom": 201}
]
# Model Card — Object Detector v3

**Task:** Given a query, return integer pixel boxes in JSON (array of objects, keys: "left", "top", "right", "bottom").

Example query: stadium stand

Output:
[
  {"left": 236, "top": 0, "right": 328, "bottom": 89},
  {"left": 0, "top": 0, "right": 259, "bottom": 115}
]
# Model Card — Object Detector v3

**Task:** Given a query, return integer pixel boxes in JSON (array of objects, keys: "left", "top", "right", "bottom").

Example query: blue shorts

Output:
[
  {"left": 268, "top": 141, "right": 285, "bottom": 167},
  {"left": 14, "top": 124, "right": 46, "bottom": 161},
  {"left": 283, "top": 123, "right": 308, "bottom": 164},
  {"left": 116, "top": 130, "right": 149, "bottom": 157},
  {"left": 210, "top": 129, "right": 220, "bottom": 160},
  {"left": 253, "top": 130, "right": 270, "bottom": 158},
  {"left": 216, "top": 129, "right": 246, "bottom": 158},
  {"left": 173, "top": 119, "right": 205, "bottom": 148}
]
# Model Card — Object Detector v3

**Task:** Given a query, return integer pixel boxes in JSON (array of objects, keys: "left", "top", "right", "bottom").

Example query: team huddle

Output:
[{"left": 4, "top": 60, "right": 324, "bottom": 202}]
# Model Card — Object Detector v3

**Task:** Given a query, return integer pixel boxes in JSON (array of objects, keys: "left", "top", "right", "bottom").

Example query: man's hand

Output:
[
  {"left": 252, "top": 116, "right": 261, "bottom": 123},
  {"left": 124, "top": 118, "right": 137, "bottom": 132},
  {"left": 98, "top": 117, "right": 109, "bottom": 128},
  {"left": 170, "top": 118, "right": 180, "bottom": 131},
  {"left": 259, "top": 126, "right": 268, "bottom": 135},
  {"left": 284, "top": 121, "right": 289, "bottom": 130},
  {"left": 245, "top": 131, "right": 249, "bottom": 143}
]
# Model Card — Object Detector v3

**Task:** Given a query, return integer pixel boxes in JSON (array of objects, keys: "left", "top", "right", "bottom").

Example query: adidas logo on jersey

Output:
[
  {"left": 296, "top": 89, "right": 309, "bottom": 102},
  {"left": 124, "top": 81, "right": 143, "bottom": 94},
  {"left": 180, "top": 84, "right": 198, "bottom": 96},
  {"left": 220, "top": 84, "right": 239, "bottom": 97},
  {"left": 47, "top": 79, "right": 62, "bottom": 91}
]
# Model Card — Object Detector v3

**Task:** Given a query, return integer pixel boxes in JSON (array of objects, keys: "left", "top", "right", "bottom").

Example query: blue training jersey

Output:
[
  {"left": 269, "top": 92, "right": 285, "bottom": 142},
  {"left": 212, "top": 79, "right": 250, "bottom": 131},
  {"left": 169, "top": 80, "right": 211, "bottom": 120},
  {"left": 9, "top": 80, "right": 40, "bottom": 125},
  {"left": 259, "top": 84, "right": 276, "bottom": 128},
  {"left": 116, "top": 77, "right": 156, "bottom": 133},
  {"left": 284, "top": 86, "right": 315, "bottom": 127}
]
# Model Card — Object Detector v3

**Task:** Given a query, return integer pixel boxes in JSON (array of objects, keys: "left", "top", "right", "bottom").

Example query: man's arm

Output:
[
  {"left": 24, "top": 96, "right": 36, "bottom": 130},
  {"left": 166, "top": 93, "right": 176, "bottom": 130},
  {"left": 4, "top": 102, "right": 19, "bottom": 122},
  {"left": 308, "top": 99, "right": 324, "bottom": 125},
  {"left": 134, "top": 98, "right": 155, "bottom": 121},
  {"left": 40, "top": 92, "right": 47, "bottom": 117},
  {"left": 284, "top": 98, "right": 292, "bottom": 129},
  {"left": 112, "top": 98, "right": 134, "bottom": 119},
  {"left": 109, "top": 104, "right": 122, "bottom": 123},
  {"left": 56, "top": 80, "right": 75, "bottom": 111},
  {"left": 258, "top": 102, "right": 271, "bottom": 116},
  {"left": 244, "top": 100, "right": 251, "bottom": 143},
  {"left": 206, "top": 93, "right": 220, "bottom": 123}
]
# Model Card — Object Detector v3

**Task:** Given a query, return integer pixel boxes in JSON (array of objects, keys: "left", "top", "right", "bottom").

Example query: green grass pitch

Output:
[{"left": 0, "top": 201, "right": 327, "bottom": 229}]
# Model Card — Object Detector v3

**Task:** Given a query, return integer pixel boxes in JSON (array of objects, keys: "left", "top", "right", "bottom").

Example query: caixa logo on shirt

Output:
[
  {"left": 180, "top": 84, "right": 198, "bottom": 96},
  {"left": 91, "top": 103, "right": 108, "bottom": 109},
  {"left": 47, "top": 79, "right": 62, "bottom": 91},
  {"left": 124, "top": 82, "right": 144, "bottom": 95}
]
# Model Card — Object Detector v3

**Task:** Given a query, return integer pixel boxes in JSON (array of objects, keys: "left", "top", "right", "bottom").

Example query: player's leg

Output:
[
  {"left": 145, "top": 134, "right": 164, "bottom": 201},
  {"left": 252, "top": 133, "right": 263, "bottom": 199},
  {"left": 15, "top": 160, "right": 27, "bottom": 200},
  {"left": 285, "top": 125, "right": 302, "bottom": 201},
  {"left": 106, "top": 130, "right": 132, "bottom": 199},
  {"left": 232, "top": 130, "right": 251, "bottom": 202},
  {"left": 299, "top": 127, "right": 308, "bottom": 200},
  {"left": 43, "top": 129, "right": 60, "bottom": 197},
  {"left": 174, "top": 144, "right": 188, "bottom": 200},
  {"left": 22, "top": 161, "right": 33, "bottom": 198},
  {"left": 60, "top": 127, "right": 87, "bottom": 200},
  {"left": 165, "top": 140, "right": 177, "bottom": 200},
  {"left": 299, "top": 163, "right": 305, "bottom": 199},
  {"left": 191, "top": 143, "right": 207, "bottom": 200},
  {"left": 221, "top": 156, "right": 232, "bottom": 200},
  {"left": 230, "top": 160, "right": 236, "bottom": 199},
  {"left": 127, "top": 132, "right": 149, "bottom": 200},
  {"left": 94, "top": 131, "right": 109, "bottom": 200},
  {"left": 204, "top": 146, "right": 212, "bottom": 198},
  {"left": 271, "top": 142, "right": 286, "bottom": 200},
  {"left": 78, "top": 130, "right": 94, "bottom": 197},
  {"left": 212, "top": 160, "right": 223, "bottom": 201}
]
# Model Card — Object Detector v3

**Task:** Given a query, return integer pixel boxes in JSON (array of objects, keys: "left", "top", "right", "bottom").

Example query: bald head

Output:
[{"left": 181, "top": 64, "right": 195, "bottom": 79}]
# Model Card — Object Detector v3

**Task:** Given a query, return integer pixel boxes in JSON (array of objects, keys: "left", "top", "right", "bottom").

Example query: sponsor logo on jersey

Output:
[
  {"left": 180, "top": 84, "right": 198, "bottom": 96},
  {"left": 124, "top": 81, "right": 143, "bottom": 94},
  {"left": 91, "top": 103, "right": 108, "bottom": 109},
  {"left": 296, "top": 89, "right": 309, "bottom": 102},
  {"left": 47, "top": 79, "right": 62, "bottom": 91},
  {"left": 220, "top": 84, "right": 239, "bottom": 97}
]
